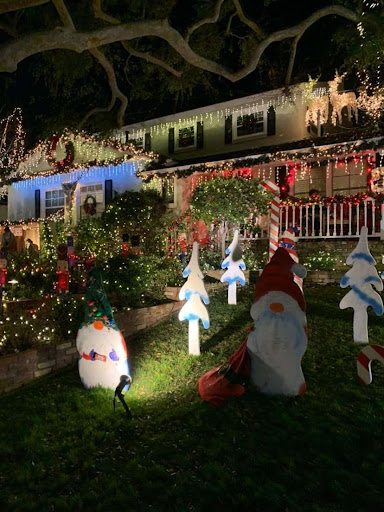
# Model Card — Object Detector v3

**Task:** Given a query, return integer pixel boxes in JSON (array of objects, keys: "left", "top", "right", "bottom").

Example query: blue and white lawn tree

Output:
[
  {"left": 221, "top": 229, "right": 246, "bottom": 305},
  {"left": 178, "top": 241, "right": 209, "bottom": 355},
  {"left": 339, "top": 226, "right": 383, "bottom": 343}
]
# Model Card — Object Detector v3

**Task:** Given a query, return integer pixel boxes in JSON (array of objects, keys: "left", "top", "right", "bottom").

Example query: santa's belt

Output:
[{"left": 82, "top": 350, "right": 107, "bottom": 362}]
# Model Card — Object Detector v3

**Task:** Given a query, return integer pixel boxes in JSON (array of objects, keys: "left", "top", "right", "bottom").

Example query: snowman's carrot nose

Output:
[{"left": 270, "top": 302, "right": 284, "bottom": 313}]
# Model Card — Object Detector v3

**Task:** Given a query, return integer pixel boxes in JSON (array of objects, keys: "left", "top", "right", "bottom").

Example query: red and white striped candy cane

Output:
[
  {"left": 260, "top": 180, "right": 280, "bottom": 261},
  {"left": 357, "top": 345, "right": 384, "bottom": 385},
  {"left": 280, "top": 227, "right": 303, "bottom": 290}
]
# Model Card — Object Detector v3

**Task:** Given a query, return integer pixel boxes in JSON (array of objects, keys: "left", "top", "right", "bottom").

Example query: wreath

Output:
[
  {"left": 46, "top": 136, "right": 75, "bottom": 173},
  {"left": 83, "top": 195, "right": 97, "bottom": 215}
]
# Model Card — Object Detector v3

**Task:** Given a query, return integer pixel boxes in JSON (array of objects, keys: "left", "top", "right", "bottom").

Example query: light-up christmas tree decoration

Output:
[
  {"left": 178, "top": 241, "right": 209, "bottom": 355},
  {"left": 340, "top": 226, "right": 383, "bottom": 343},
  {"left": 221, "top": 230, "right": 246, "bottom": 305}
]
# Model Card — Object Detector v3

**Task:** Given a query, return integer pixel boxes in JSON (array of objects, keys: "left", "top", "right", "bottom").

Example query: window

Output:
[
  {"left": 128, "top": 136, "right": 143, "bottom": 149},
  {"left": 80, "top": 183, "right": 104, "bottom": 219},
  {"left": 234, "top": 111, "right": 265, "bottom": 139},
  {"left": 295, "top": 166, "right": 327, "bottom": 198},
  {"left": 143, "top": 178, "right": 175, "bottom": 206},
  {"left": 177, "top": 126, "right": 195, "bottom": 149},
  {"left": 45, "top": 189, "right": 65, "bottom": 217},
  {"left": 332, "top": 160, "right": 367, "bottom": 196}
]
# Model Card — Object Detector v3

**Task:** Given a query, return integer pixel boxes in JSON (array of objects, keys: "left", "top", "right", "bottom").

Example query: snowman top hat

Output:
[{"left": 254, "top": 248, "right": 306, "bottom": 312}]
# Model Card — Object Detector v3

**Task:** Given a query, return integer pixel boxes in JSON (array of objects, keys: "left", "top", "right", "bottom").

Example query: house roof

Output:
[{"left": 10, "top": 132, "right": 154, "bottom": 184}]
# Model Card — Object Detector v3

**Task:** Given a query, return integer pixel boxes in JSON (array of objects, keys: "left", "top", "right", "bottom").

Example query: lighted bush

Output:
[
  {"left": 101, "top": 254, "right": 183, "bottom": 307},
  {"left": 303, "top": 250, "right": 336, "bottom": 271}
]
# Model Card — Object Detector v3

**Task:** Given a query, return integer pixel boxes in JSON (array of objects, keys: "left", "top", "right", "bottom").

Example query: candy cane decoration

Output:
[
  {"left": 357, "top": 345, "right": 384, "bottom": 385},
  {"left": 260, "top": 180, "right": 280, "bottom": 260},
  {"left": 279, "top": 227, "right": 303, "bottom": 290}
]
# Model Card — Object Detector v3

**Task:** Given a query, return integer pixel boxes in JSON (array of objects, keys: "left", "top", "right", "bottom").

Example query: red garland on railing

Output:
[{"left": 280, "top": 192, "right": 384, "bottom": 207}]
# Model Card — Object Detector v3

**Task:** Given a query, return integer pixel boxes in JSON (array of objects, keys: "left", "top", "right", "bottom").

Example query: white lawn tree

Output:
[
  {"left": 221, "top": 229, "right": 246, "bottom": 305},
  {"left": 178, "top": 242, "right": 209, "bottom": 355},
  {"left": 339, "top": 226, "right": 383, "bottom": 343}
]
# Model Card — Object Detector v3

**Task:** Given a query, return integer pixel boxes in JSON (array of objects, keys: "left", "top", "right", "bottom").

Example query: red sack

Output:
[{"left": 198, "top": 338, "right": 251, "bottom": 407}]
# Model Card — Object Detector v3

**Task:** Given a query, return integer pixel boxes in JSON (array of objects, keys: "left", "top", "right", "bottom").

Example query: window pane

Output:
[
  {"left": 178, "top": 127, "right": 194, "bottom": 147},
  {"left": 237, "top": 113, "right": 264, "bottom": 137}
]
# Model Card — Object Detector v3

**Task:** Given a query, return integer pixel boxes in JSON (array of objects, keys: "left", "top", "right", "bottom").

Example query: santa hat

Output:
[{"left": 255, "top": 248, "right": 306, "bottom": 312}]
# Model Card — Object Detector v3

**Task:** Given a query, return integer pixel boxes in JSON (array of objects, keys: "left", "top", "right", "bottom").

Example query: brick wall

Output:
[{"left": 0, "top": 300, "right": 185, "bottom": 395}]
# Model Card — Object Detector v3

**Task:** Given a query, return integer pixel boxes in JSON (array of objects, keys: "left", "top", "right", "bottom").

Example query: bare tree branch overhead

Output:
[{"left": 0, "top": 1, "right": 362, "bottom": 129}]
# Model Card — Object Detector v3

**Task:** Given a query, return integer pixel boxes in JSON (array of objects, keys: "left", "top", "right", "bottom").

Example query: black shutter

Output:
[
  {"left": 104, "top": 179, "right": 113, "bottom": 206},
  {"left": 144, "top": 133, "right": 151, "bottom": 151},
  {"left": 375, "top": 152, "right": 381, "bottom": 168},
  {"left": 225, "top": 115, "right": 232, "bottom": 144},
  {"left": 168, "top": 128, "right": 175, "bottom": 154},
  {"left": 125, "top": 131, "right": 129, "bottom": 144},
  {"left": 267, "top": 106, "right": 276, "bottom": 136},
  {"left": 35, "top": 189, "right": 41, "bottom": 219},
  {"left": 196, "top": 122, "right": 204, "bottom": 149}
]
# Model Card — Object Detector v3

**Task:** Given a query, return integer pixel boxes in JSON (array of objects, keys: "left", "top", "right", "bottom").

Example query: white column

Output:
[{"left": 188, "top": 320, "right": 200, "bottom": 355}]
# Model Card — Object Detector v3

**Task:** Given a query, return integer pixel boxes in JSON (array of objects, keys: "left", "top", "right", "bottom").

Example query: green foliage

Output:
[
  {"left": 303, "top": 250, "right": 336, "bottom": 271},
  {"left": 101, "top": 254, "right": 183, "bottom": 307},
  {"left": 74, "top": 217, "right": 117, "bottom": 262},
  {"left": 190, "top": 176, "right": 271, "bottom": 225},
  {"left": 198, "top": 246, "right": 222, "bottom": 271},
  {"left": 242, "top": 241, "right": 269, "bottom": 269},
  {"left": 1, "top": 285, "right": 384, "bottom": 510},
  {"left": 101, "top": 189, "right": 169, "bottom": 255}
]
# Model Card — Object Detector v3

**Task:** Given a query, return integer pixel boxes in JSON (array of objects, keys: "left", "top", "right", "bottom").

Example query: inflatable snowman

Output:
[
  {"left": 76, "top": 267, "right": 131, "bottom": 390},
  {"left": 246, "top": 248, "right": 308, "bottom": 396}
]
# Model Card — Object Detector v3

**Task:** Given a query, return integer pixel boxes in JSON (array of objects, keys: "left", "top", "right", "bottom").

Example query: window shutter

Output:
[
  {"left": 168, "top": 128, "right": 175, "bottom": 154},
  {"left": 375, "top": 152, "right": 381, "bottom": 168},
  {"left": 125, "top": 131, "right": 129, "bottom": 144},
  {"left": 35, "top": 189, "right": 41, "bottom": 219},
  {"left": 104, "top": 179, "right": 113, "bottom": 206},
  {"left": 144, "top": 133, "right": 151, "bottom": 151},
  {"left": 196, "top": 122, "right": 204, "bottom": 149},
  {"left": 225, "top": 115, "right": 233, "bottom": 144},
  {"left": 267, "top": 106, "right": 276, "bottom": 136}
]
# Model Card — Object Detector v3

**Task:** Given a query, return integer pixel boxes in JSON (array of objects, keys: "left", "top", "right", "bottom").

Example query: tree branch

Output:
[
  {"left": 0, "top": 0, "right": 49, "bottom": 14},
  {"left": 185, "top": 0, "right": 225, "bottom": 42},
  {"left": 52, "top": 0, "right": 75, "bottom": 30},
  {"left": 122, "top": 41, "right": 182, "bottom": 78},
  {"left": 225, "top": 12, "right": 237, "bottom": 36},
  {"left": 92, "top": 0, "right": 119, "bottom": 25},
  {"left": 232, "top": 0, "right": 265, "bottom": 40},
  {"left": 79, "top": 47, "right": 128, "bottom": 128},
  {"left": 0, "top": 21, "right": 18, "bottom": 38},
  {"left": 285, "top": 34, "right": 300, "bottom": 87},
  {"left": 0, "top": 6, "right": 358, "bottom": 84}
]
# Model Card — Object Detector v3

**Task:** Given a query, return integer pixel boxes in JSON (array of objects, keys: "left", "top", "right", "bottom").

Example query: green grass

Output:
[{"left": 1, "top": 285, "right": 384, "bottom": 511}]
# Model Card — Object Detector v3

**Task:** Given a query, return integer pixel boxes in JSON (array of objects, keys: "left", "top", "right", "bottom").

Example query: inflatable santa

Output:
[{"left": 246, "top": 247, "right": 308, "bottom": 396}]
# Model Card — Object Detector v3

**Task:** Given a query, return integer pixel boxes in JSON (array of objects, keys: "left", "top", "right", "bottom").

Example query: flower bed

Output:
[{"left": 0, "top": 300, "right": 184, "bottom": 395}]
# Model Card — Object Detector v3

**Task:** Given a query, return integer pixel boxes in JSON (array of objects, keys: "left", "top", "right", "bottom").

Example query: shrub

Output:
[{"left": 303, "top": 250, "right": 336, "bottom": 271}]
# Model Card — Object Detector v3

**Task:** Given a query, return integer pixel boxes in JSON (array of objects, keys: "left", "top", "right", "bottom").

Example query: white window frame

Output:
[
  {"left": 43, "top": 188, "right": 65, "bottom": 218},
  {"left": 78, "top": 181, "right": 105, "bottom": 220},
  {"left": 232, "top": 107, "right": 268, "bottom": 140},
  {"left": 175, "top": 124, "right": 196, "bottom": 151}
]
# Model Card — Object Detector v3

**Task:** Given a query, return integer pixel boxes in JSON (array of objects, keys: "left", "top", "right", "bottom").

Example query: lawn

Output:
[{"left": 1, "top": 284, "right": 384, "bottom": 511}]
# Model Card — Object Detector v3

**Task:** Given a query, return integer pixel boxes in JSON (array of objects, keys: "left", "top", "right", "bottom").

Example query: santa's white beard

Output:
[{"left": 247, "top": 292, "right": 307, "bottom": 396}]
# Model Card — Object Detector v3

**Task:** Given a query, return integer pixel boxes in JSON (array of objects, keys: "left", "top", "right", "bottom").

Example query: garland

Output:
[
  {"left": 139, "top": 137, "right": 384, "bottom": 181},
  {"left": 280, "top": 191, "right": 384, "bottom": 207},
  {"left": 83, "top": 195, "right": 97, "bottom": 216},
  {"left": 46, "top": 136, "right": 75, "bottom": 173}
]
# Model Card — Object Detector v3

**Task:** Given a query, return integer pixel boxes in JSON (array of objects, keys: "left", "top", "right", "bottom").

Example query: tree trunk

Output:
[
  {"left": 188, "top": 319, "right": 200, "bottom": 355},
  {"left": 228, "top": 282, "right": 237, "bottom": 305},
  {"left": 353, "top": 308, "right": 369, "bottom": 343}
]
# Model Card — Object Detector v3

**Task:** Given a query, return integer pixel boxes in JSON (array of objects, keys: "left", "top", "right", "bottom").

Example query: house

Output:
[
  {"left": 4, "top": 133, "right": 152, "bottom": 250},
  {"left": 116, "top": 80, "right": 384, "bottom": 244}
]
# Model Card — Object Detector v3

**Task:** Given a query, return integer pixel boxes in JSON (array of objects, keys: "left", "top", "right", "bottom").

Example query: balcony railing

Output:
[{"left": 239, "top": 198, "right": 383, "bottom": 240}]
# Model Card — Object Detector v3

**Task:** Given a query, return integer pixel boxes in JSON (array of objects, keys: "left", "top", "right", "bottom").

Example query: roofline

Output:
[{"left": 120, "top": 83, "right": 309, "bottom": 132}]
